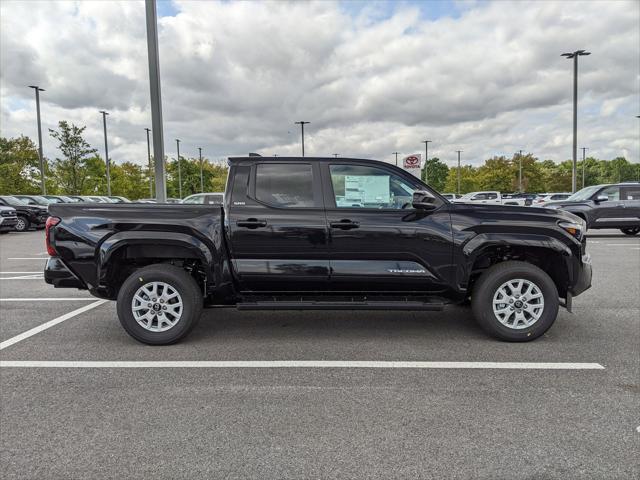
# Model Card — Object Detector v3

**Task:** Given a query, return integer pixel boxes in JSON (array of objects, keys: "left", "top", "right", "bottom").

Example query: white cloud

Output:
[{"left": 1, "top": 0, "right": 638, "bottom": 168}]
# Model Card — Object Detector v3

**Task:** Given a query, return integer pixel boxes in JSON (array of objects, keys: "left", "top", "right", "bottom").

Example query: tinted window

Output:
[
  {"left": 621, "top": 186, "right": 640, "bottom": 200},
  {"left": 330, "top": 164, "right": 416, "bottom": 209},
  {"left": 255, "top": 163, "right": 315, "bottom": 208},
  {"left": 599, "top": 186, "right": 620, "bottom": 201},
  {"left": 231, "top": 165, "right": 250, "bottom": 204},
  {"left": 204, "top": 194, "right": 224, "bottom": 205}
]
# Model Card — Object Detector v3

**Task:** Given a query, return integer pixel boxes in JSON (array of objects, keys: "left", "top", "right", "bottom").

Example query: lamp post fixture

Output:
[
  {"left": 581, "top": 147, "right": 588, "bottom": 189},
  {"left": 561, "top": 49, "right": 591, "bottom": 193},
  {"left": 421, "top": 140, "right": 432, "bottom": 184},
  {"left": 294, "top": 121, "right": 310, "bottom": 157},
  {"left": 393, "top": 152, "right": 399, "bottom": 166},
  {"left": 456, "top": 150, "right": 463, "bottom": 195},
  {"left": 198, "top": 147, "right": 204, "bottom": 193},
  {"left": 145, "top": 0, "right": 167, "bottom": 202},
  {"left": 99, "top": 111, "right": 111, "bottom": 196},
  {"left": 517, "top": 149, "right": 523, "bottom": 192},
  {"left": 175, "top": 139, "right": 182, "bottom": 199},
  {"left": 145, "top": 128, "right": 153, "bottom": 197},
  {"left": 28, "top": 86, "right": 46, "bottom": 194},
  {"left": 333, "top": 153, "right": 339, "bottom": 158}
]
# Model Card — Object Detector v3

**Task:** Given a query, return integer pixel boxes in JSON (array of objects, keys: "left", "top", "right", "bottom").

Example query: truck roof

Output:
[{"left": 228, "top": 156, "right": 389, "bottom": 165}]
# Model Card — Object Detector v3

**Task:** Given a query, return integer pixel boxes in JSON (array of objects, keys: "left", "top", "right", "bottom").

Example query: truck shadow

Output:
[{"left": 193, "top": 305, "right": 486, "bottom": 343}]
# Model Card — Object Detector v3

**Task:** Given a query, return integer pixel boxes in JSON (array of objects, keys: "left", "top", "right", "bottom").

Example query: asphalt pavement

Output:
[{"left": 0, "top": 229, "right": 638, "bottom": 479}]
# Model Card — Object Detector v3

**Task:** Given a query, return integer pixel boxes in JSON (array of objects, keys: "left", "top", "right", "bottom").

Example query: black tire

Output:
[
  {"left": 620, "top": 227, "right": 640, "bottom": 236},
  {"left": 471, "top": 261, "right": 559, "bottom": 342},
  {"left": 14, "top": 216, "right": 29, "bottom": 232},
  {"left": 116, "top": 264, "right": 203, "bottom": 345}
]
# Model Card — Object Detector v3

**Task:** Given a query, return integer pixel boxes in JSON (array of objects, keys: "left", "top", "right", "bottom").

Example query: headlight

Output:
[{"left": 558, "top": 220, "right": 585, "bottom": 240}]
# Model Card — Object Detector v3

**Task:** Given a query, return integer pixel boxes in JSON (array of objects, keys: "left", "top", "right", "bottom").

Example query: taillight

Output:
[{"left": 45, "top": 216, "right": 61, "bottom": 256}]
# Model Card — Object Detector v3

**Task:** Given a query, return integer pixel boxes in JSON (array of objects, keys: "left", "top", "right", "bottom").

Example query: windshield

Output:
[
  {"left": 1, "top": 196, "right": 28, "bottom": 206},
  {"left": 32, "top": 195, "right": 54, "bottom": 204},
  {"left": 567, "top": 186, "right": 600, "bottom": 201}
]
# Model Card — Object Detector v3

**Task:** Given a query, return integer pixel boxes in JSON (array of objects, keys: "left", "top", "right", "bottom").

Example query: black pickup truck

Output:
[{"left": 45, "top": 157, "right": 592, "bottom": 344}]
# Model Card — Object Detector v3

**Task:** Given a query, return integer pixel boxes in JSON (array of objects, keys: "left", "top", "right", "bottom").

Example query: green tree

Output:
[
  {"left": 476, "top": 156, "right": 514, "bottom": 192},
  {"left": 444, "top": 165, "right": 480, "bottom": 194},
  {"left": 422, "top": 157, "right": 449, "bottom": 192},
  {"left": 48, "top": 121, "right": 97, "bottom": 195},
  {"left": 0, "top": 136, "right": 42, "bottom": 194}
]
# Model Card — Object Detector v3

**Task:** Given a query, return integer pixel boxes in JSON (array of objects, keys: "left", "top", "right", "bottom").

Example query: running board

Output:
[{"left": 237, "top": 301, "right": 445, "bottom": 311}]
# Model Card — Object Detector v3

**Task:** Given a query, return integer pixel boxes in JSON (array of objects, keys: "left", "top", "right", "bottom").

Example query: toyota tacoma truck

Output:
[{"left": 44, "top": 156, "right": 592, "bottom": 345}]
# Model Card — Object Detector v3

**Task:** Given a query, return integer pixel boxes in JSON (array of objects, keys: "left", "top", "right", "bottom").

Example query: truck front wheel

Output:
[
  {"left": 471, "top": 261, "right": 559, "bottom": 342},
  {"left": 117, "top": 264, "right": 203, "bottom": 345}
]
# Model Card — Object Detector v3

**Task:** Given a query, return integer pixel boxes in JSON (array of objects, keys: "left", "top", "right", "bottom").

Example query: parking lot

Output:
[{"left": 0, "top": 230, "right": 638, "bottom": 479}]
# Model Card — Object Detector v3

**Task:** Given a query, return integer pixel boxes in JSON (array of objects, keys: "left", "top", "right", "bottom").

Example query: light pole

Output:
[
  {"left": 517, "top": 149, "right": 523, "bottom": 192},
  {"left": 294, "top": 121, "right": 310, "bottom": 157},
  {"left": 421, "top": 140, "right": 432, "bottom": 184},
  {"left": 562, "top": 49, "right": 591, "bottom": 193},
  {"left": 333, "top": 153, "right": 339, "bottom": 158},
  {"left": 145, "top": 128, "right": 153, "bottom": 197},
  {"left": 99, "top": 110, "right": 111, "bottom": 196},
  {"left": 581, "top": 147, "right": 588, "bottom": 189},
  {"left": 28, "top": 86, "right": 46, "bottom": 194},
  {"left": 145, "top": 0, "right": 167, "bottom": 202},
  {"left": 198, "top": 147, "right": 204, "bottom": 193},
  {"left": 456, "top": 150, "right": 463, "bottom": 195},
  {"left": 175, "top": 139, "right": 182, "bottom": 199},
  {"left": 393, "top": 152, "right": 399, "bottom": 166}
]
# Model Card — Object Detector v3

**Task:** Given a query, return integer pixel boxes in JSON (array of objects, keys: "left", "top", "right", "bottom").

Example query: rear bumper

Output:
[
  {"left": 569, "top": 253, "right": 592, "bottom": 297},
  {"left": 44, "top": 256, "right": 85, "bottom": 288}
]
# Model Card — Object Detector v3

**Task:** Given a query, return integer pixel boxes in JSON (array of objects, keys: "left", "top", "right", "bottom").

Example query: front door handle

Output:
[
  {"left": 330, "top": 219, "right": 359, "bottom": 230},
  {"left": 237, "top": 218, "right": 267, "bottom": 229}
]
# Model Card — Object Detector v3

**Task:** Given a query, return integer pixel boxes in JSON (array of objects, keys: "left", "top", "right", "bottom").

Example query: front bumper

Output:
[
  {"left": 0, "top": 217, "right": 18, "bottom": 230},
  {"left": 44, "top": 256, "right": 85, "bottom": 288},
  {"left": 570, "top": 253, "right": 592, "bottom": 297}
]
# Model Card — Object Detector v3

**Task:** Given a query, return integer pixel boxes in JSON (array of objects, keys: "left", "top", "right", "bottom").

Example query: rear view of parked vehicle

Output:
[
  {"left": 534, "top": 193, "right": 572, "bottom": 205},
  {"left": 182, "top": 192, "right": 225, "bottom": 205}
]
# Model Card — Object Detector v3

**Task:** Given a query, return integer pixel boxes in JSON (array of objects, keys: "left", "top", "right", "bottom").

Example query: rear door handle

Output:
[
  {"left": 236, "top": 218, "right": 267, "bottom": 229},
  {"left": 330, "top": 220, "right": 359, "bottom": 230}
]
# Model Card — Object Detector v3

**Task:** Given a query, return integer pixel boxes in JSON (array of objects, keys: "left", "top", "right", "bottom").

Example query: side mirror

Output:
[
  {"left": 412, "top": 190, "right": 437, "bottom": 210},
  {"left": 594, "top": 195, "right": 608, "bottom": 203}
]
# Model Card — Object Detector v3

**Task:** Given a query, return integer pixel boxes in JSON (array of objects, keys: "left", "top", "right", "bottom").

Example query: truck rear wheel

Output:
[
  {"left": 117, "top": 264, "right": 203, "bottom": 345},
  {"left": 471, "top": 261, "right": 559, "bottom": 342}
]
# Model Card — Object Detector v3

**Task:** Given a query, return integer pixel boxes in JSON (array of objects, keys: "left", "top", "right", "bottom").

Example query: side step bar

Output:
[{"left": 237, "top": 301, "right": 445, "bottom": 311}]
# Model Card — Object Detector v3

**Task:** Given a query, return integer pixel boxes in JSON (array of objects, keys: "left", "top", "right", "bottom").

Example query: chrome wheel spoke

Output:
[
  {"left": 131, "top": 281, "right": 183, "bottom": 332},
  {"left": 492, "top": 278, "right": 544, "bottom": 330}
]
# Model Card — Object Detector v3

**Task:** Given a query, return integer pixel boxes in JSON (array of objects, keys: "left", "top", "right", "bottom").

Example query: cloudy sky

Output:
[{"left": 1, "top": 0, "right": 638, "bottom": 169}]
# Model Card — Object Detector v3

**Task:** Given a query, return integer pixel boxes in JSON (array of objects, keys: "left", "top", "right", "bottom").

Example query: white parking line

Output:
[
  {"left": 0, "top": 300, "right": 107, "bottom": 351},
  {"left": 0, "top": 275, "right": 44, "bottom": 280},
  {"left": 0, "top": 298, "right": 94, "bottom": 302},
  {"left": 0, "top": 360, "right": 605, "bottom": 370},
  {"left": 6, "top": 258, "right": 48, "bottom": 260},
  {"left": 0, "top": 272, "right": 41, "bottom": 274}
]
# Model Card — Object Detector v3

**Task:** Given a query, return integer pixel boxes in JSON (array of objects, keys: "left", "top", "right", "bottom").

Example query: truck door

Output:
[
  {"left": 321, "top": 162, "right": 453, "bottom": 292},
  {"left": 590, "top": 185, "right": 627, "bottom": 227},
  {"left": 227, "top": 162, "right": 329, "bottom": 291}
]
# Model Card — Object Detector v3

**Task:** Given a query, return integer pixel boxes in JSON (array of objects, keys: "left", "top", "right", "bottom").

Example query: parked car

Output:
[
  {"left": 136, "top": 198, "right": 157, "bottom": 204},
  {"left": 534, "top": 193, "right": 572, "bottom": 206},
  {"left": 182, "top": 193, "right": 225, "bottom": 205},
  {"left": 0, "top": 205, "right": 18, "bottom": 233},
  {"left": 108, "top": 196, "right": 131, "bottom": 203},
  {"left": 452, "top": 191, "right": 528, "bottom": 206},
  {"left": 440, "top": 193, "right": 461, "bottom": 201},
  {"left": 65, "top": 196, "right": 85, "bottom": 202},
  {"left": 0, "top": 195, "right": 49, "bottom": 231},
  {"left": 544, "top": 182, "right": 640, "bottom": 235},
  {"left": 165, "top": 198, "right": 182, "bottom": 204},
  {"left": 502, "top": 193, "right": 539, "bottom": 206},
  {"left": 13, "top": 194, "right": 54, "bottom": 207},
  {"left": 45, "top": 156, "right": 592, "bottom": 345},
  {"left": 43, "top": 195, "right": 75, "bottom": 203}
]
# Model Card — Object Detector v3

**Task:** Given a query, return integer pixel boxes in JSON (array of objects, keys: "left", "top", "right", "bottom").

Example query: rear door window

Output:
[
  {"left": 621, "top": 186, "right": 640, "bottom": 200},
  {"left": 255, "top": 163, "right": 315, "bottom": 208}
]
